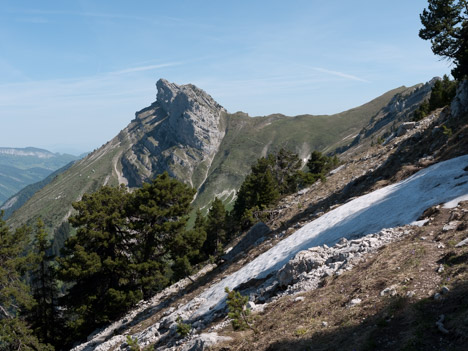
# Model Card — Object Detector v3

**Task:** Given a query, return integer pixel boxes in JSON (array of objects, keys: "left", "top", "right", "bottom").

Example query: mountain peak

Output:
[
  {"left": 156, "top": 78, "right": 224, "bottom": 115},
  {"left": 154, "top": 78, "right": 226, "bottom": 153}
]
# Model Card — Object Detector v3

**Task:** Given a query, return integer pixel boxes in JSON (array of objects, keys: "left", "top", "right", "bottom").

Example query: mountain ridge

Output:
[{"left": 6, "top": 79, "right": 432, "bottom": 240}]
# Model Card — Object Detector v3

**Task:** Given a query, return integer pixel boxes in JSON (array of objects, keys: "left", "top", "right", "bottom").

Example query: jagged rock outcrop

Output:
[
  {"left": 451, "top": 79, "right": 468, "bottom": 117},
  {"left": 346, "top": 78, "right": 438, "bottom": 150},
  {"left": 120, "top": 79, "right": 226, "bottom": 188}
]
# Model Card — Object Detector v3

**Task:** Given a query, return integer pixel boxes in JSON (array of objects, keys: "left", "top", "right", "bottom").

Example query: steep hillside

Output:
[
  {"left": 6, "top": 79, "right": 430, "bottom": 238},
  {"left": 70, "top": 80, "right": 468, "bottom": 351},
  {"left": 0, "top": 147, "right": 79, "bottom": 204}
]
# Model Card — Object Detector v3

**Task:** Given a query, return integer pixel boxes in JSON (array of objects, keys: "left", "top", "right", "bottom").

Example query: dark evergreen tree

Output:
[
  {"left": 0, "top": 213, "right": 52, "bottom": 351},
  {"left": 28, "top": 218, "right": 60, "bottom": 346},
  {"left": 271, "top": 148, "right": 303, "bottom": 194},
  {"left": 203, "top": 197, "right": 227, "bottom": 256},
  {"left": 233, "top": 166, "right": 280, "bottom": 228},
  {"left": 57, "top": 185, "right": 139, "bottom": 337},
  {"left": 306, "top": 151, "right": 339, "bottom": 180},
  {"left": 420, "top": 0, "right": 468, "bottom": 79},
  {"left": 233, "top": 149, "right": 307, "bottom": 228},
  {"left": 129, "top": 172, "right": 196, "bottom": 298},
  {"left": 429, "top": 75, "right": 458, "bottom": 110}
]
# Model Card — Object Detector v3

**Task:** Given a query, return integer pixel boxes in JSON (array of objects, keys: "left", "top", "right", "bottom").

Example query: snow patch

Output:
[{"left": 190, "top": 155, "right": 468, "bottom": 318}]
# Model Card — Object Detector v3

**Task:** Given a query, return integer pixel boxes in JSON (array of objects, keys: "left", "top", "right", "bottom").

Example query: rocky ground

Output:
[{"left": 211, "top": 201, "right": 468, "bottom": 351}]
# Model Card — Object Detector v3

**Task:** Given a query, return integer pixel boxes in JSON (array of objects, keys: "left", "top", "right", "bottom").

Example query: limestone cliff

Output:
[{"left": 120, "top": 79, "right": 226, "bottom": 188}]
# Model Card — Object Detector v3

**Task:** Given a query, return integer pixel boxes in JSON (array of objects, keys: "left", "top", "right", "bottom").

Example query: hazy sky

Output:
[{"left": 0, "top": 0, "right": 452, "bottom": 154}]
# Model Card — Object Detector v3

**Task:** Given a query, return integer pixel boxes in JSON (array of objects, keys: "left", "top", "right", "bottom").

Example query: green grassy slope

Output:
[
  {"left": 6, "top": 137, "right": 129, "bottom": 236},
  {"left": 193, "top": 86, "right": 407, "bottom": 209},
  {"left": 7, "top": 85, "right": 408, "bottom": 240}
]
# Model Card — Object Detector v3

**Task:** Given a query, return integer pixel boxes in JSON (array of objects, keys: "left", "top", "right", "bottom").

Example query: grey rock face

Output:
[
  {"left": 348, "top": 79, "right": 436, "bottom": 148},
  {"left": 451, "top": 79, "right": 468, "bottom": 117},
  {"left": 121, "top": 79, "right": 226, "bottom": 188},
  {"left": 156, "top": 79, "right": 226, "bottom": 153},
  {"left": 396, "top": 122, "right": 417, "bottom": 137}
]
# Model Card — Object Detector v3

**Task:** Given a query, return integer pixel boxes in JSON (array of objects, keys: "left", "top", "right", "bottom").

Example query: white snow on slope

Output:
[{"left": 190, "top": 155, "right": 468, "bottom": 318}]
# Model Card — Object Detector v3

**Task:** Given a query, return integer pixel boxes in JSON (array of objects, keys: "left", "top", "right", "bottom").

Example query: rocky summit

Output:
[{"left": 121, "top": 79, "right": 226, "bottom": 189}]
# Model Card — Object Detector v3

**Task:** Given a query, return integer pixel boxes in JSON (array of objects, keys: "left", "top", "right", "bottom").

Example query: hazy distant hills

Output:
[
  {"left": 0, "top": 147, "right": 80, "bottom": 205},
  {"left": 6, "top": 79, "right": 434, "bottom": 241}
]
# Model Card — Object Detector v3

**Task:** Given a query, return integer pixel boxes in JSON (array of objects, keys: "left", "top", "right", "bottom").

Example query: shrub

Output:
[
  {"left": 225, "top": 287, "right": 257, "bottom": 333},
  {"left": 176, "top": 316, "right": 191, "bottom": 337}
]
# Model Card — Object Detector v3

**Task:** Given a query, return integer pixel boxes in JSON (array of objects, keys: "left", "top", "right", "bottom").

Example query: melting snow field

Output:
[{"left": 191, "top": 155, "right": 468, "bottom": 318}]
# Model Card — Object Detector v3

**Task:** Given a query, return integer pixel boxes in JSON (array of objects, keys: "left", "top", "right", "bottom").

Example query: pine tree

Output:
[
  {"left": 57, "top": 185, "right": 139, "bottom": 337},
  {"left": 28, "top": 218, "right": 60, "bottom": 346},
  {"left": 0, "top": 213, "right": 52, "bottom": 351},
  {"left": 233, "top": 150, "right": 303, "bottom": 228},
  {"left": 129, "top": 172, "right": 196, "bottom": 298},
  {"left": 271, "top": 148, "right": 303, "bottom": 194},
  {"left": 306, "top": 151, "right": 339, "bottom": 179},
  {"left": 419, "top": 0, "right": 468, "bottom": 79},
  {"left": 203, "top": 197, "right": 227, "bottom": 256},
  {"left": 429, "top": 75, "right": 458, "bottom": 110}
]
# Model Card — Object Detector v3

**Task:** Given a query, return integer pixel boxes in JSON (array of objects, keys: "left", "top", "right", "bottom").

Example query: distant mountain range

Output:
[
  {"left": 5, "top": 79, "right": 434, "bottom": 243},
  {"left": 0, "top": 147, "right": 80, "bottom": 207}
]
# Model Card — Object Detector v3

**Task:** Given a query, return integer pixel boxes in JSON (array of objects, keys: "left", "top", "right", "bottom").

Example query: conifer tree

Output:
[
  {"left": 58, "top": 185, "right": 139, "bottom": 337},
  {"left": 28, "top": 218, "right": 60, "bottom": 346},
  {"left": 306, "top": 151, "right": 339, "bottom": 181},
  {"left": 203, "top": 197, "right": 227, "bottom": 256},
  {"left": 271, "top": 148, "right": 303, "bottom": 194},
  {"left": 419, "top": 0, "right": 468, "bottom": 79},
  {"left": 129, "top": 172, "right": 196, "bottom": 298},
  {"left": 0, "top": 213, "right": 52, "bottom": 351}
]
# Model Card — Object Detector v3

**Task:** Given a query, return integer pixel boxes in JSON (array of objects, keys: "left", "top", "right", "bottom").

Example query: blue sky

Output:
[{"left": 0, "top": 0, "right": 452, "bottom": 154}]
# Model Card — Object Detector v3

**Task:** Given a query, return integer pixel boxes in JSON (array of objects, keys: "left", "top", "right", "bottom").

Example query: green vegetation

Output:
[
  {"left": 413, "top": 75, "right": 458, "bottom": 120},
  {"left": 420, "top": 0, "right": 468, "bottom": 79},
  {"left": 27, "top": 219, "right": 60, "bottom": 346},
  {"left": 305, "top": 151, "right": 339, "bottom": 183},
  {"left": 202, "top": 197, "right": 228, "bottom": 257},
  {"left": 233, "top": 149, "right": 338, "bottom": 229},
  {"left": 0, "top": 173, "right": 203, "bottom": 349},
  {"left": 225, "top": 287, "right": 256, "bottom": 332},
  {"left": 0, "top": 213, "right": 53, "bottom": 351},
  {"left": 56, "top": 173, "right": 199, "bottom": 341},
  {"left": 126, "top": 335, "right": 152, "bottom": 351},
  {"left": 176, "top": 316, "right": 192, "bottom": 337}
]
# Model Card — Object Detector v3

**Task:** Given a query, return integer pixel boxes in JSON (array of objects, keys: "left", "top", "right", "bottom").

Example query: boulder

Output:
[
  {"left": 277, "top": 249, "right": 326, "bottom": 287},
  {"left": 223, "top": 222, "right": 271, "bottom": 261}
]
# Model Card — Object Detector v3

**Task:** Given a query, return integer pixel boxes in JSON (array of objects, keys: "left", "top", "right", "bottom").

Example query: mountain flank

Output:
[{"left": 6, "top": 79, "right": 432, "bottom": 239}]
